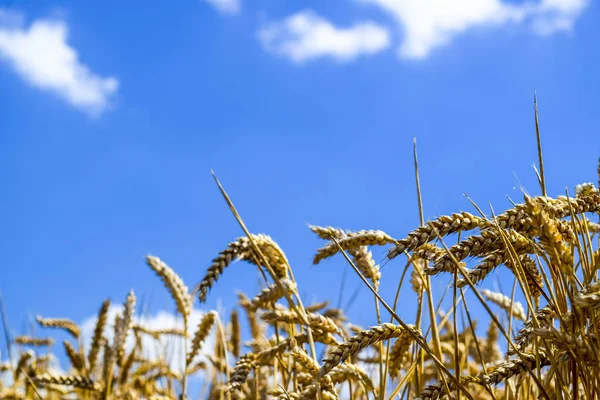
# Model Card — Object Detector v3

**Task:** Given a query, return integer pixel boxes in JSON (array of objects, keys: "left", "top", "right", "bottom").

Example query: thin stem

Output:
[
  {"left": 180, "top": 318, "right": 188, "bottom": 400},
  {"left": 0, "top": 290, "right": 12, "bottom": 362},
  {"left": 413, "top": 137, "right": 425, "bottom": 226},
  {"left": 534, "top": 89, "right": 547, "bottom": 196}
]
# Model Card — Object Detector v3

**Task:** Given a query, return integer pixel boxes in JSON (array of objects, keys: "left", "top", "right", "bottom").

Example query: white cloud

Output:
[
  {"left": 0, "top": 10, "right": 118, "bottom": 116},
  {"left": 258, "top": 10, "right": 391, "bottom": 63},
  {"left": 202, "top": 0, "right": 241, "bottom": 16},
  {"left": 531, "top": 0, "right": 588, "bottom": 36},
  {"left": 362, "top": 0, "right": 589, "bottom": 59}
]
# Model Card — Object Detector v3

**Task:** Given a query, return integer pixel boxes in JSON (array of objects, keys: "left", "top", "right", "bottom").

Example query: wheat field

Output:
[{"left": 2, "top": 132, "right": 600, "bottom": 400}]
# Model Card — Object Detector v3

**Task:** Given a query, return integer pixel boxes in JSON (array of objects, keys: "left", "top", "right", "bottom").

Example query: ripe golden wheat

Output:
[{"left": 2, "top": 143, "right": 600, "bottom": 400}]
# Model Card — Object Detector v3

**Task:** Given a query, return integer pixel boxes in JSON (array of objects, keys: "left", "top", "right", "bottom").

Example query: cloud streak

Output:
[
  {"left": 0, "top": 9, "right": 118, "bottom": 116},
  {"left": 258, "top": 10, "right": 390, "bottom": 63},
  {"left": 362, "top": 0, "right": 589, "bottom": 59},
  {"left": 202, "top": 0, "right": 241, "bottom": 16},
  {"left": 259, "top": 1, "right": 588, "bottom": 62}
]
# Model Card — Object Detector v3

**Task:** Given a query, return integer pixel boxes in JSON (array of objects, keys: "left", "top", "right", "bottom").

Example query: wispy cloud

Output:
[
  {"left": 362, "top": 0, "right": 589, "bottom": 59},
  {"left": 202, "top": 0, "right": 241, "bottom": 16},
  {"left": 0, "top": 9, "right": 118, "bottom": 116},
  {"left": 258, "top": 10, "right": 390, "bottom": 63},
  {"left": 530, "top": 0, "right": 588, "bottom": 36}
]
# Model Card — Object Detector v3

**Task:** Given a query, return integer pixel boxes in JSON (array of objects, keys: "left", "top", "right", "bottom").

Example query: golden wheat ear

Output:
[
  {"left": 228, "top": 309, "right": 241, "bottom": 359},
  {"left": 227, "top": 353, "right": 256, "bottom": 392},
  {"left": 87, "top": 299, "right": 110, "bottom": 374},
  {"left": 14, "top": 336, "right": 54, "bottom": 347},
  {"left": 481, "top": 289, "right": 527, "bottom": 321},
  {"left": 387, "top": 212, "right": 486, "bottom": 260},
  {"left": 314, "top": 229, "right": 396, "bottom": 264},
  {"left": 319, "top": 323, "right": 414, "bottom": 378},
  {"left": 146, "top": 255, "right": 192, "bottom": 323},
  {"left": 34, "top": 373, "right": 100, "bottom": 391},
  {"left": 63, "top": 340, "right": 85, "bottom": 372},
  {"left": 195, "top": 234, "right": 290, "bottom": 304},
  {"left": 186, "top": 310, "right": 217, "bottom": 366},
  {"left": 247, "top": 279, "right": 296, "bottom": 312},
  {"left": 36, "top": 316, "right": 80, "bottom": 339}
]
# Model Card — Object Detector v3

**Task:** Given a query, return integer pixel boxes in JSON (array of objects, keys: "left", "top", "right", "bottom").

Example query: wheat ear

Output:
[
  {"left": 227, "top": 353, "right": 256, "bottom": 392},
  {"left": 63, "top": 340, "right": 85, "bottom": 372},
  {"left": 88, "top": 299, "right": 110, "bottom": 373},
  {"left": 481, "top": 289, "right": 527, "bottom": 321},
  {"left": 229, "top": 309, "right": 241, "bottom": 359},
  {"left": 248, "top": 279, "right": 296, "bottom": 311},
  {"left": 314, "top": 230, "right": 396, "bottom": 264},
  {"left": 319, "top": 323, "right": 413, "bottom": 378},
  {"left": 34, "top": 373, "right": 100, "bottom": 391},
  {"left": 261, "top": 309, "right": 340, "bottom": 334},
  {"left": 195, "top": 234, "right": 288, "bottom": 303},
  {"left": 388, "top": 329, "right": 414, "bottom": 377},
  {"left": 14, "top": 336, "right": 54, "bottom": 347},
  {"left": 146, "top": 255, "right": 192, "bottom": 322},
  {"left": 186, "top": 310, "right": 217, "bottom": 366},
  {"left": 575, "top": 281, "right": 600, "bottom": 309},
  {"left": 388, "top": 212, "right": 486, "bottom": 260},
  {"left": 36, "top": 316, "right": 80, "bottom": 339}
]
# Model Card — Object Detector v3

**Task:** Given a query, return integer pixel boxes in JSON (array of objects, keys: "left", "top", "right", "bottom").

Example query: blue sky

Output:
[{"left": 1, "top": 0, "right": 599, "bottom": 353}]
